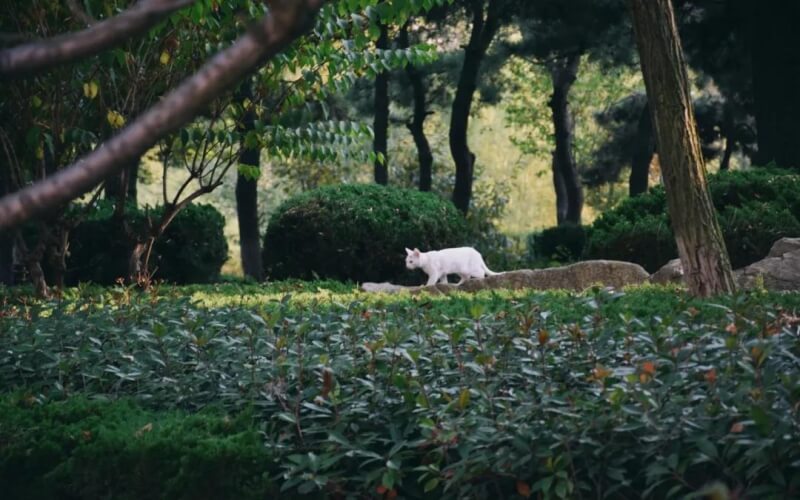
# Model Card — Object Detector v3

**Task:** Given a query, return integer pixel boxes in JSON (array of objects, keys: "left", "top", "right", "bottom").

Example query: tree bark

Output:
[
  {"left": 234, "top": 81, "right": 263, "bottom": 281},
  {"left": 450, "top": 0, "right": 500, "bottom": 215},
  {"left": 105, "top": 157, "right": 140, "bottom": 206},
  {"left": 629, "top": 0, "right": 736, "bottom": 296},
  {"left": 552, "top": 158, "right": 568, "bottom": 224},
  {"left": 373, "top": 23, "right": 389, "bottom": 185},
  {"left": 629, "top": 101, "right": 655, "bottom": 196},
  {"left": 399, "top": 22, "right": 433, "bottom": 192},
  {"left": 547, "top": 53, "right": 583, "bottom": 225},
  {"left": 749, "top": 1, "right": 800, "bottom": 169}
]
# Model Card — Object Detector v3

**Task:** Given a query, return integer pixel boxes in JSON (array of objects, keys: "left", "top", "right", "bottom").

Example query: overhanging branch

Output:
[
  {"left": 0, "top": 0, "right": 326, "bottom": 229},
  {"left": 0, "top": 0, "right": 195, "bottom": 77}
]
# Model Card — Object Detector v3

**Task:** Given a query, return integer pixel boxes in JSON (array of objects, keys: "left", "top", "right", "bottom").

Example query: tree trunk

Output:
[
  {"left": 629, "top": 101, "right": 655, "bottom": 196},
  {"left": 750, "top": 1, "right": 800, "bottom": 169},
  {"left": 105, "top": 157, "right": 140, "bottom": 206},
  {"left": 373, "top": 23, "right": 389, "bottom": 185},
  {"left": 552, "top": 158, "right": 568, "bottom": 225},
  {"left": 450, "top": 0, "right": 500, "bottom": 214},
  {"left": 399, "top": 22, "right": 433, "bottom": 192},
  {"left": 629, "top": 0, "right": 736, "bottom": 296},
  {"left": 236, "top": 173, "right": 262, "bottom": 280},
  {"left": 547, "top": 53, "right": 583, "bottom": 225},
  {"left": 235, "top": 82, "right": 264, "bottom": 281}
]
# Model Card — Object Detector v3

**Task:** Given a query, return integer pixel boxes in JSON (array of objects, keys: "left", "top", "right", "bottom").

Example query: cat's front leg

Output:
[
  {"left": 438, "top": 275, "right": 449, "bottom": 284},
  {"left": 425, "top": 272, "right": 440, "bottom": 286}
]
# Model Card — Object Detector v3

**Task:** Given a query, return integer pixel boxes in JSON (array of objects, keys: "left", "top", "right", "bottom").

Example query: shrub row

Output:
[
  {"left": 0, "top": 396, "right": 277, "bottom": 500},
  {"left": 66, "top": 202, "right": 228, "bottom": 285},
  {"left": 529, "top": 168, "right": 800, "bottom": 271},
  {"left": 2, "top": 289, "right": 799, "bottom": 497},
  {"left": 262, "top": 184, "right": 468, "bottom": 283}
]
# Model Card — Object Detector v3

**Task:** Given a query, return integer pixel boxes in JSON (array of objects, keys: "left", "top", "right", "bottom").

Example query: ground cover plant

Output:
[{"left": 1, "top": 284, "right": 800, "bottom": 498}]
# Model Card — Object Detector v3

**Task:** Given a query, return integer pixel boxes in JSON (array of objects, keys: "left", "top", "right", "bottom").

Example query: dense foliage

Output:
[
  {"left": 0, "top": 397, "right": 275, "bottom": 500},
  {"left": 68, "top": 203, "right": 228, "bottom": 285},
  {"left": 528, "top": 224, "right": 588, "bottom": 263},
  {"left": 2, "top": 285, "right": 800, "bottom": 498},
  {"left": 262, "top": 184, "right": 469, "bottom": 283},
  {"left": 585, "top": 169, "right": 800, "bottom": 271}
]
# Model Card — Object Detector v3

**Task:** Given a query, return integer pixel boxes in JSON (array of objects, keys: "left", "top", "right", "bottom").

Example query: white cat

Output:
[{"left": 405, "top": 247, "right": 499, "bottom": 286}]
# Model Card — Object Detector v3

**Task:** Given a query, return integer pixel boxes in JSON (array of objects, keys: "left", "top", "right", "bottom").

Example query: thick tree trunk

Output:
[
  {"left": 629, "top": 102, "right": 655, "bottom": 196},
  {"left": 399, "top": 22, "right": 433, "bottom": 192},
  {"left": 236, "top": 173, "right": 262, "bottom": 280},
  {"left": 750, "top": 2, "right": 800, "bottom": 169},
  {"left": 105, "top": 158, "right": 140, "bottom": 206},
  {"left": 235, "top": 82, "right": 264, "bottom": 281},
  {"left": 552, "top": 159, "right": 568, "bottom": 225},
  {"left": 547, "top": 54, "right": 583, "bottom": 225},
  {"left": 629, "top": 0, "right": 736, "bottom": 296},
  {"left": 373, "top": 23, "right": 389, "bottom": 185},
  {"left": 450, "top": 0, "right": 500, "bottom": 214}
]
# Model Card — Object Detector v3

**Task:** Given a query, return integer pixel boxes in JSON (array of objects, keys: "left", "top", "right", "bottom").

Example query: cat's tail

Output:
[{"left": 483, "top": 263, "right": 501, "bottom": 277}]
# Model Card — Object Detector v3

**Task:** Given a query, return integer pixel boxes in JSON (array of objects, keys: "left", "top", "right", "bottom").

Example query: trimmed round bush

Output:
[
  {"left": 67, "top": 202, "right": 228, "bottom": 285},
  {"left": 527, "top": 223, "right": 588, "bottom": 263},
  {"left": 262, "top": 184, "right": 469, "bottom": 283},
  {"left": 585, "top": 168, "right": 800, "bottom": 272}
]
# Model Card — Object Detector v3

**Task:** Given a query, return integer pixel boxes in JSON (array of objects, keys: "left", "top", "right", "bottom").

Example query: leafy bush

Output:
[
  {"left": 67, "top": 202, "right": 227, "bottom": 285},
  {"left": 0, "top": 397, "right": 276, "bottom": 500},
  {"left": 3, "top": 288, "right": 800, "bottom": 498},
  {"left": 152, "top": 203, "right": 229, "bottom": 284},
  {"left": 527, "top": 224, "right": 589, "bottom": 263},
  {"left": 586, "top": 169, "right": 800, "bottom": 271},
  {"left": 262, "top": 184, "right": 468, "bottom": 283}
]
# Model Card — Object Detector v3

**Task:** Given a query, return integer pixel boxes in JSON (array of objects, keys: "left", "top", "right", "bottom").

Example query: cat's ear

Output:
[
  {"left": 405, "top": 247, "right": 412, "bottom": 255},
  {"left": 413, "top": 248, "right": 420, "bottom": 256}
]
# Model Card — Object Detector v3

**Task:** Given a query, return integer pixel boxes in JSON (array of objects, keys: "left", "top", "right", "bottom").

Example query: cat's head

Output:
[{"left": 405, "top": 248, "right": 422, "bottom": 269}]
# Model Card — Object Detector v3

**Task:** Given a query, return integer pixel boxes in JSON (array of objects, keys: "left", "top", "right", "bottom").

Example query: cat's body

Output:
[{"left": 405, "top": 247, "right": 499, "bottom": 286}]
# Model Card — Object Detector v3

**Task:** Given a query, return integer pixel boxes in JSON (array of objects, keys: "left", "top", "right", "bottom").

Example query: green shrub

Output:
[
  {"left": 527, "top": 223, "right": 589, "bottom": 263},
  {"left": 262, "top": 184, "right": 469, "bottom": 283},
  {"left": 67, "top": 203, "right": 227, "bottom": 285},
  {"left": 0, "top": 397, "right": 276, "bottom": 500},
  {"left": 586, "top": 168, "right": 800, "bottom": 271},
  {"left": 152, "top": 203, "right": 229, "bottom": 284}
]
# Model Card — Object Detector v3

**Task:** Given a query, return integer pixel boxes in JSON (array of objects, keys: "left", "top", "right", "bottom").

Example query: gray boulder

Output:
[
  {"left": 650, "top": 258, "right": 684, "bottom": 285},
  {"left": 767, "top": 237, "right": 800, "bottom": 258},
  {"left": 361, "top": 260, "right": 649, "bottom": 294}
]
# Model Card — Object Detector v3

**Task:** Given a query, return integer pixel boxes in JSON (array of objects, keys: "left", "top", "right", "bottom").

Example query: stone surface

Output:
[
  {"left": 650, "top": 258, "right": 684, "bottom": 285},
  {"left": 361, "top": 260, "right": 650, "bottom": 294},
  {"left": 736, "top": 249, "right": 800, "bottom": 291},
  {"left": 767, "top": 237, "right": 800, "bottom": 258}
]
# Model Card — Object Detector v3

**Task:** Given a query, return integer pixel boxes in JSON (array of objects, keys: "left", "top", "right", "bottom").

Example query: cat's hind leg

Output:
[{"left": 438, "top": 275, "right": 449, "bottom": 284}]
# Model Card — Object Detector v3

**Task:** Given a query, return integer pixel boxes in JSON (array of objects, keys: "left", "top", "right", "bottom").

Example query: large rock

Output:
[
  {"left": 361, "top": 260, "right": 649, "bottom": 294},
  {"left": 649, "top": 238, "right": 800, "bottom": 291},
  {"left": 737, "top": 249, "right": 800, "bottom": 291},
  {"left": 767, "top": 237, "right": 800, "bottom": 258},
  {"left": 650, "top": 258, "right": 684, "bottom": 285}
]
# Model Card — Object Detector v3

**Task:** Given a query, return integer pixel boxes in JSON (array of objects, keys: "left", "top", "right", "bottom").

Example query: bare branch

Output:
[
  {"left": 0, "top": 0, "right": 326, "bottom": 229},
  {"left": 0, "top": 0, "right": 195, "bottom": 77}
]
